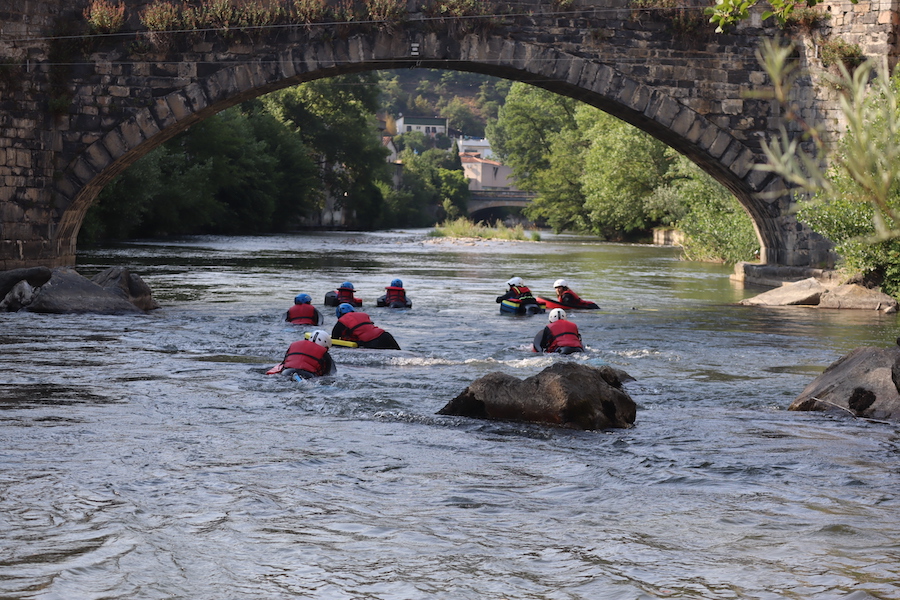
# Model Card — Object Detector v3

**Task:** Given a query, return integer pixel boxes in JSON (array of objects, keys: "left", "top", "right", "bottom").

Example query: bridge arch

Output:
[
  {"left": 4, "top": 1, "right": 869, "bottom": 269},
  {"left": 55, "top": 34, "right": 781, "bottom": 261}
]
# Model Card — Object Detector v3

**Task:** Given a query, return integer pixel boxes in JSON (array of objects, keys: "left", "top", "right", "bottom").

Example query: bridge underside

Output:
[{"left": 0, "top": 2, "right": 845, "bottom": 269}]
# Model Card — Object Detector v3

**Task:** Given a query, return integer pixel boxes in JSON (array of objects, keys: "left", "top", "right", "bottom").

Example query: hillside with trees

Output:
[{"left": 376, "top": 69, "right": 510, "bottom": 138}]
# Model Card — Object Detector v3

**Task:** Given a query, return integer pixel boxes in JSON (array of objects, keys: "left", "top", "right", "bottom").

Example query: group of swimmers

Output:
[{"left": 271, "top": 277, "right": 597, "bottom": 380}]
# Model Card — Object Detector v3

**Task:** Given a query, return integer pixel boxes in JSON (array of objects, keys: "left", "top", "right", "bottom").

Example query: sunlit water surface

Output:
[{"left": 1, "top": 230, "right": 899, "bottom": 599}]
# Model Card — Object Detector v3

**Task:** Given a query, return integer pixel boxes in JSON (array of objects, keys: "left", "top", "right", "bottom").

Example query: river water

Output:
[{"left": 1, "top": 230, "right": 899, "bottom": 600}]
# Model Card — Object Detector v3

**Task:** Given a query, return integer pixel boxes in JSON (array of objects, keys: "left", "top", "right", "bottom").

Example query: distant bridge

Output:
[{"left": 467, "top": 191, "right": 538, "bottom": 216}]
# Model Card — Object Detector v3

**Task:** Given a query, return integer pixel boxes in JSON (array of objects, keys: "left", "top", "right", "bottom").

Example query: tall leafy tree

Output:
[
  {"left": 659, "top": 152, "right": 759, "bottom": 262},
  {"left": 580, "top": 111, "right": 673, "bottom": 235},
  {"left": 264, "top": 73, "right": 390, "bottom": 227},
  {"left": 524, "top": 124, "right": 591, "bottom": 233},
  {"left": 485, "top": 82, "right": 578, "bottom": 190}
]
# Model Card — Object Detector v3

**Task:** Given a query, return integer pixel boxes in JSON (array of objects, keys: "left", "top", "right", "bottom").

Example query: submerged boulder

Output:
[
  {"left": 438, "top": 362, "right": 637, "bottom": 430},
  {"left": 790, "top": 345, "right": 900, "bottom": 421},
  {"left": 25, "top": 267, "right": 146, "bottom": 314}
]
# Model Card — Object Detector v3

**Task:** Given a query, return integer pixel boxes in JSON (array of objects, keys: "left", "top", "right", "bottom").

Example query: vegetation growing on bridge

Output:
[
  {"left": 706, "top": 0, "right": 856, "bottom": 32},
  {"left": 100, "top": 0, "right": 502, "bottom": 50}
]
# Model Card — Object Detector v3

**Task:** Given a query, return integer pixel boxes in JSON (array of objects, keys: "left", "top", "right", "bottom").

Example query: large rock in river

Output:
[
  {"left": 91, "top": 266, "right": 160, "bottom": 311},
  {"left": 25, "top": 267, "right": 147, "bottom": 314},
  {"left": 790, "top": 345, "right": 900, "bottom": 421},
  {"left": 438, "top": 362, "right": 637, "bottom": 430}
]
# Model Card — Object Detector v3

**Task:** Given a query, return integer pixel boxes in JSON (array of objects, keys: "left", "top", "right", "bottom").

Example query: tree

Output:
[
  {"left": 485, "top": 82, "right": 578, "bottom": 190},
  {"left": 264, "top": 73, "right": 391, "bottom": 226},
  {"left": 580, "top": 110, "right": 673, "bottom": 235},
  {"left": 756, "top": 40, "right": 900, "bottom": 291},
  {"left": 441, "top": 96, "right": 484, "bottom": 137},
  {"left": 659, "top": 152, "right": 759, "bottom": 262},
  {"left": 523, "top": 124, "right": 591, "bottom": 233}
]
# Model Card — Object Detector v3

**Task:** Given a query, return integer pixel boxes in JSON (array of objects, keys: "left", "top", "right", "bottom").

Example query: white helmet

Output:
[
  {"left": 309, "top": 330, "right": 332, "bottom": 349},
  {"left": 507, "top": 276, "right": 524, "bottom": 287},
  {"left": 549, "top": 308, "right": 567, "bottom": 323},
  {"left": 553, "top": 279, "right": 568, "bottom": 288}
]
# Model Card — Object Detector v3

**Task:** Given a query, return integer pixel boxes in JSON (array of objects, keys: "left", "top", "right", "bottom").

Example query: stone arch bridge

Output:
[{"left": 0, "top": 0, "right": 896, "bottom": 270}]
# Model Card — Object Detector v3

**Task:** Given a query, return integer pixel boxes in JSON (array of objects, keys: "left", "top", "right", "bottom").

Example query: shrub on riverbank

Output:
[{"left": 430, "top": 218, "right": 539, "bottom": 241}]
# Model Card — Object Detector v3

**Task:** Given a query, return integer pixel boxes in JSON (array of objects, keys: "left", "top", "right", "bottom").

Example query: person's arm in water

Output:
[{"left": 332, "top": 321, "right": 348, "bottom": 340}]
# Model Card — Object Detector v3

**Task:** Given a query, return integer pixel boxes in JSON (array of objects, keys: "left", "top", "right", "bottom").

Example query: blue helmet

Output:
[
  {"left": 294, "top": 293, "right": 312, "bottom": 304},
  {"left": 336, "top": 303, "right": 355, "bottom": 318},
  {"left": 390, "top": 278, "right": 403, "bottom": 288},
  {"left": 339, "top": 281, "right": 354, "bottom": 290}
]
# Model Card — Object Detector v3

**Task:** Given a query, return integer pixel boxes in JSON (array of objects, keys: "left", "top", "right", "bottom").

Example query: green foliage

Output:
[
  {"left": 758, "top": 40, "right": 900, "bottom": 294},
  {"left": 291, "top": 0, "right": 330, "bottom": 23},
  {"left": 758, "top": 41, "right": 900, "bottom": 239},
  {"left": 580, "top": 110, "right": 673, "bottom": 235},
  {"left": 364, "top": 0, "right": 407, "bottom": 25},
  {"left": 706, "top": 0, "right": 856, "bottom": 32},
  {"left": 265, "top": 73, "right": 390, "bottom": 227},
  {"left": 376, "top": 69, "right": 508, "bottom": 135},
  {"left": 662, "top": 153, "right": 759, "bottom": 262},
  {"left": 440, "top": 97, "right": 484, "bottom": 137},
  {"left": 487, "top": 83, "right": 756, "bottom": 261},
  {"left": 818, "top": 37, "right": 864, "bottom": 70},
  {"left": 80, "top": 104, "right": 322, "bottom": 243},
  {"left": 82, "top": 73, "right": 433, "bottom": 242},
  {"left": 393, "top": 146, "right": 470, "bottom": 224},
  {"left": 800, "top": 193, "right": 900, "bottom": 296},
  {"left": 486, "top": 83, "right": 578, "bottom": 190},
  {"left": 524, "top": 125, "right": 591, "bottom": 234},
  {"left": 630, "top": 0, "right": 710, "bottom": 40},
  {"left": 781, "top": 6, "right": 829, "bottom": 31},
  {"left": 430, "top": 217, "right": 530, "bottom": 240}
]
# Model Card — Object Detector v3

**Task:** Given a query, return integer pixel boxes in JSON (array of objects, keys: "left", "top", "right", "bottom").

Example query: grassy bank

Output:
[{"left": 430, "top": 218, "right": 541, "bottom": 241}]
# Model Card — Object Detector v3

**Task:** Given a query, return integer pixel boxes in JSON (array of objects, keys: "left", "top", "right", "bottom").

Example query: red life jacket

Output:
[
  {"left": 336, "top": 288, "right": 360, "bottom": 305},
  {"left": 384, "top": 286, "right": 406, "bottom": 304},
  {"left": 283, "top": 340, "right": 329, "bottom": 375},
  {"left": 338, "top": 311, "right": 384, "bottom": 343},
  {"left": 546, "top": 319, "right": 583, "bottom": 352},
  {"left": 510, "top": 285, "right": 536, "bottom": 302},
  {"left": 286, "top": 303, "right": 317, "bottom": 324}
]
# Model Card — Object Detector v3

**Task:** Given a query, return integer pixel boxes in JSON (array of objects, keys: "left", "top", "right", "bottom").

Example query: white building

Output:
[{"left": 395, "top": 116, "right": 448, "bottom": 136}]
